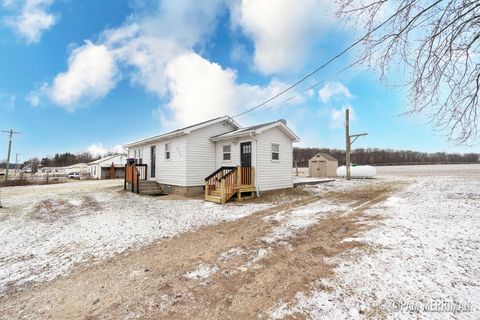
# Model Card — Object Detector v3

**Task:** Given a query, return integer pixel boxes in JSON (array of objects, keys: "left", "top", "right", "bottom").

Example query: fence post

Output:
[{"left": 220, "top": 179, "right": 225, "bottom": 204}]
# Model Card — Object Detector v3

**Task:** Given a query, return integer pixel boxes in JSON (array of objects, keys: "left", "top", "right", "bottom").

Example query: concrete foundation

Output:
[{"left": 157, "top": 184, "right": 204, "bottom": 197}]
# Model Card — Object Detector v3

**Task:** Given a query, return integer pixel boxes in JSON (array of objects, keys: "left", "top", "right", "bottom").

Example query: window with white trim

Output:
[
  {"left": 133, "top": 149, "right": 142, "bottom": 164},
  {"left": 165, "top": 143, "right": 171, "bottom": 159},
  {"left": 272, "top": 143, "right": 280, "bottom": 160},
  {"left": 223, "top": 145, "right": 231, "bottom": 161}
]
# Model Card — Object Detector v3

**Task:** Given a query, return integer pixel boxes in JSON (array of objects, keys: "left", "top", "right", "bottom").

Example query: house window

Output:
[
  {"left": 134, "top": 149, "right": 142, "bottom": 164},
  {"left": 223, "top": 145, "right": 231, "bottom": 161},
  {"left": 272, "top": 144, "right": 280, "bottom": 160},
  {"left": 165, "top": 143, "right": 171, "bottom": 159}
]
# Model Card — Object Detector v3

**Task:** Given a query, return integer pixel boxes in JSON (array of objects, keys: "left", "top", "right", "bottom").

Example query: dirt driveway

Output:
[{"left": 0, "top": 182, "right": 398, "bottom": 319}]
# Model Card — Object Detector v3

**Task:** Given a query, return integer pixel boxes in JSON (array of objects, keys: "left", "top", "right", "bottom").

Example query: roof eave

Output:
[{"left": 124, "top": 116, "right": 240, "bottom": 148}]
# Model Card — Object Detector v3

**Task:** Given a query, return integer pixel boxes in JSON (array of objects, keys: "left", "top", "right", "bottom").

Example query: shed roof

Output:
[{"left": 312, "top": 153, "right": 337, "bottom": 161}]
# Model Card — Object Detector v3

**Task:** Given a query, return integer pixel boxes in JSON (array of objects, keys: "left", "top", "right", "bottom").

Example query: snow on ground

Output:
[
  {"left": 262, "top": 202, "right": 351, "bottom": 244},
  {"left": 0, "top": 180, "right": 270, "bottom": 295},
  {"left": 270, "top": 164, "right": 480, "bottom": 319},
  {"left": 185, "top": 264, "right": 219, "bottom": 280}
]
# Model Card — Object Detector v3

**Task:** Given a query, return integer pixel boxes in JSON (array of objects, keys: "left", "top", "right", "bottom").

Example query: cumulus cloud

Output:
[
  {"left": 28, "top": 41, "right": 118, "bottom": 110},
  {"left": 330, "top": 105, "right": 355, "bottom": 129},
  {"left": 230, "top": 0, "right": 335, "bottom": 75},
  {"left": 318, "top": 81, "right": 352, "bottom": 103},
  {"left": 158, "top": 52, "right": 294, "bottom": 127},
  {"left": 84, "top": 143, "right": 125, "bottom": 157},
  {"left": 28, "top": 0, "right": 304, "bottom": 123},
  {"left": 28, "top": 0, "right": 224, "bottom": 110},
  {"left": 4, "top": 0, "right": 58, "bottom": 43}
]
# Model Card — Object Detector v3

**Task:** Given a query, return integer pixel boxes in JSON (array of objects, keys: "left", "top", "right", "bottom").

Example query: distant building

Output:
[
  {"left": 65, "top": 163, "right": 89, "bottom": 173},
  {"left": 88, "top": 155, "right": 126, "bottom": 179},
  {"left": 308, "top": 153, "right": 338, "bottom": 177}
]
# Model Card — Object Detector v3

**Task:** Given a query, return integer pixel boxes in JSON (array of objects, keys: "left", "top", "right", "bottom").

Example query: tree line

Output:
[
  {"left": 0, "top": 152, "right": 101, "bottom": 171},
  {"left": 294, "top": 148, "right": 480, "bottom": 167}
]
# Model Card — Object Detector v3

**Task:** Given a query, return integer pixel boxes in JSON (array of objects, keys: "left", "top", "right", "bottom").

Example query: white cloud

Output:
[
  {"left": 318, "top": 81, "right": 352, "bottom": 103},
  {"left": 29, "top": 0, "right": 224, "bottom": 110},
  {"left": 29, "top": 41, "right": 118, "bottom": 110},
  {"left": 0, "top": 92, "right": 16, "bottom": 111},
  {"left": 84, "top": 143, "right": 125, "bottom": 157},
  {"left": 158, "top": 52, "right": 295, "bottom": 127},
  {"left": 230, "top": 0, "right": 335, "bottom": 75},
  {"left": 330, "top": 105, "right": 355, "bottom": 129},
  {"left": 29, "top": 0, "right": 303, "bottom": 123},
  {"left": 4, "top": 0, "right": 58, "bottom": 43}
]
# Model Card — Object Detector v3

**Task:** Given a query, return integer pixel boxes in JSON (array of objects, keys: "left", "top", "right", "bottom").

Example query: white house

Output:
[
  {"left": 124, "top": 116, "right": 299, "bottom": 202},
  {"left": 88, "top": 155, "right": 127, "bottom": 179},
  {"left": 65, "top": 163, "right": 89, "bottom": 173}
]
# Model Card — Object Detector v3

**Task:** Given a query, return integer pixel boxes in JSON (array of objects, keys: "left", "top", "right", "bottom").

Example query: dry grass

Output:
[
  {"left": 249, "top": 187, "right": 315, "bottom": 204},
  {"left": 29, "top": 195, "right": 102, "bottom": 221}
]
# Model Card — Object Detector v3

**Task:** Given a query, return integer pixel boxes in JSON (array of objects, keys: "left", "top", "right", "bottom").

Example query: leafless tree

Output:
[{"left": 337, "top": 0, "right": 480, "bottom": 144}]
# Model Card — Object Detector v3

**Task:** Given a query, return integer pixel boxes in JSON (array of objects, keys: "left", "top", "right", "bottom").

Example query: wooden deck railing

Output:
[
  {"left": 124, "top": 163, "right": 148, "bottom": 193},
  {"left": 205, "top": 166, "right": 255, "bottom": 204}
]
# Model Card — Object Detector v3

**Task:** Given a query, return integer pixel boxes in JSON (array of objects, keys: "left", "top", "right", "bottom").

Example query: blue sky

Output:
[{"left": 0, "top": 0, "right": 477, "bottom": 161}]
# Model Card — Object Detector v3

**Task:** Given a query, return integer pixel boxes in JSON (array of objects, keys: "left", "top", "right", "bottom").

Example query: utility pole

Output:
[
  {"left": 345, "top": 109, "right": 351, "bottom": 180},
  {"left": 14, "top": 153, "right": 20, "bottom": 176},
  {"left": 1, "top": 129, "right": 21, "bottom": 181},
  {"left": 345, "top": 109, "right": 367, "bottom": 180}
]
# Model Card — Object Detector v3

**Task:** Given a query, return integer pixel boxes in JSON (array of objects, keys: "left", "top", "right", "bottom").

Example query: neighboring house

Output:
[
  {"left": 88, "top": 155, "right": 126, "bottom": 179},
  {"left": 124, "top": 116, "right": 300, "bottom": 201},
  {"left": 39, "top": 167, "right": 66, "bottom": 174},
  {"left": 308, "top": 153, "right": 338, "bottom": 177},
  {"left": 65, "top": 163, "right": 89, "bottom": 173}
]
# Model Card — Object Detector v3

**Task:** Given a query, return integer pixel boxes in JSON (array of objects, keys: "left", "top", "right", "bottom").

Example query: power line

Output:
[
  {"left": 231, "top": 0, "right": 442, "bottom": 119},
  {"left": 234, "top": 56, "right": 364, "bottom": 119}
]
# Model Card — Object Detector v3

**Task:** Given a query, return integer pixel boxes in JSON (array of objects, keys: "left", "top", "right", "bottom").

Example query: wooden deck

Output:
[{"left": 204, "top": 166, "right": 255, "bottom": 204}]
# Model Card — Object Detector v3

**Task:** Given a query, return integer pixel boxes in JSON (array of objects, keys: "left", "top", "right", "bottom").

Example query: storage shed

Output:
[{"left": 308, "top": 153, "right": 338, "bottom": 177}]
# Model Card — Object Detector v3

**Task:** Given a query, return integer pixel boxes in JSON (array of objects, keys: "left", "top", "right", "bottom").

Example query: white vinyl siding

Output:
[
  {"left": 186, "top": 121, "right": 237, "bottom": 186},
  {"left": 255, "top": 127, "right": 293, "bottom": 191},
  {"left": 214, "top": 138, "right": 255, "bottom": 167}
]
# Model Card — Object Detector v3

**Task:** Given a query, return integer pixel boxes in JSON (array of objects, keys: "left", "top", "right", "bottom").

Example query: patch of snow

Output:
[
  {"left": 262, "top": 202, "right": 350, "bottom": 244},
  {"left": 184, "top": 264, "right": 219, "bottom": 280},
  {"left": 0, "top": 181, "right": 270, "bottom": 295},
  {"left": 268, "top": 167, "right": 480, "bottom": 318}
]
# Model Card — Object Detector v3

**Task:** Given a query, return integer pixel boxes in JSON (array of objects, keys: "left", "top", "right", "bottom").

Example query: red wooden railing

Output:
[{"left": 124, "top": 163, "right": 147, "bottom": 193}]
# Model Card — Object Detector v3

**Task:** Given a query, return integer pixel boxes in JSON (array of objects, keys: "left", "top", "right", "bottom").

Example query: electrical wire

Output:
[{"left": 231, "top": 0, "right": 442, "bottom": 119}]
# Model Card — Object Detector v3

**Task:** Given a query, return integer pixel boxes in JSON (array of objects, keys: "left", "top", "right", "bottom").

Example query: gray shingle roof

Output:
[{"left": 313, "top": 153, "right": 337, "bottom": 161}]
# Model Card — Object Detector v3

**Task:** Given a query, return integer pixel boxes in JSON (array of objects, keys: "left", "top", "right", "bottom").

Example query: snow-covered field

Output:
[
  {"left": 1, "top": 164, "right": 479, "bottom": 319},
  {"left": 271, "top": 164, "right": 480, "bottom": 319},
  {"left": 0, "top": 180, "right": 270, "bottom": 295}
]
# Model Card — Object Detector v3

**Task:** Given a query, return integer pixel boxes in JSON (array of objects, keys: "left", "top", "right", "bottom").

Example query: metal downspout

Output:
[{"left": 249, "top": 132, "right": 260, "bottom": 197}]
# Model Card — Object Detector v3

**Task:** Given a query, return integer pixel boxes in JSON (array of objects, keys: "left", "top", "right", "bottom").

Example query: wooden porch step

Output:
[
  {"left": 205, "top": 195, "right": 223, "bottom": 203},
  {"left": 138, "top": 180, "right": 162, "bottom": 195}
]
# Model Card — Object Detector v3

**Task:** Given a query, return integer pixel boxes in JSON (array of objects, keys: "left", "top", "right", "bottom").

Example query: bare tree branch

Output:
[{"left": 337, "top": 0, "right": 480, "bottom": 144}]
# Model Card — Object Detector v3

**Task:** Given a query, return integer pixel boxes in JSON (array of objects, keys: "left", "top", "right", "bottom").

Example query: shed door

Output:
[
  {"left": 150, "top": 146, "right": 156, "bottom": 178},
  {"left": 240, "top": 142, "right": 252, "bottom": 167}
]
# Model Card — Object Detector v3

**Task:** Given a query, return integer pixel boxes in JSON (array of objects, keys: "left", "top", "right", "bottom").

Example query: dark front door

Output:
[
  {"left": 150, "top": 146, "right": 156, "bottom": 178},
  {"left": 240, "top": 142, "right": 252, "bottom": 167}
]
